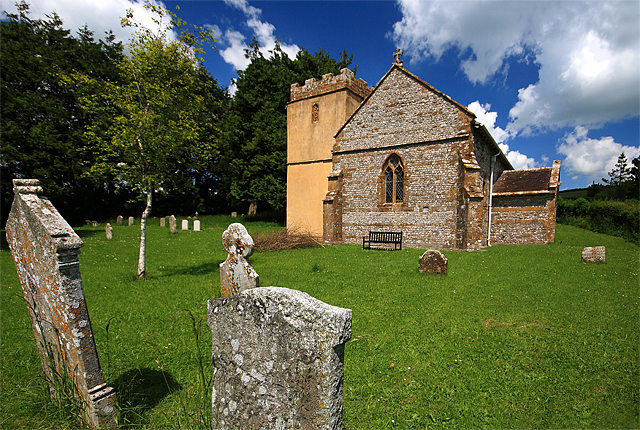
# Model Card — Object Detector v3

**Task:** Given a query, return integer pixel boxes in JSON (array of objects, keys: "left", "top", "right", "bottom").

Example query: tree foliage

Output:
[
  {"left": 0, "top": 1, "right": 124, "bottom": 226},
  {"left": 220, "top": 42, "right": 355, "bottom": 211}
]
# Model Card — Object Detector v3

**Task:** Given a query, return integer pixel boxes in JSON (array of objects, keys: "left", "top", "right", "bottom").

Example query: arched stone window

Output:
[
  {"left": 382, "top": 154, "right": 405, "bottom": 204},
  {"left": 312, "top": 103, "right": 319, "bottom": 123}
]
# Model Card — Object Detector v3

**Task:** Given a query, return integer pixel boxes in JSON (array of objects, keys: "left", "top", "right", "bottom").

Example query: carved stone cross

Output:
[{"left": 393, "top": 48, "right": 403, "bottom": 64}]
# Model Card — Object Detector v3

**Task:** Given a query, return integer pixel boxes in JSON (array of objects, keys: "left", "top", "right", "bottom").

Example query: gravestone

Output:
[
  {"left": 182, "top": 219, "right": 189, "bottom": 230},
  {"left": 248, "top": 202, "right": 257, "bottom": 216},
  {"left": 194, "top": 220, "right": 201, "bottom": 231},
  {"left": 231, "top": 211, "right": 237, "bottom": 218},
  {"left": 5, "top": 179, "right": 117, "bottom": 428},
  {"left": 169, "top": 215, "right": 177, "bottom": 234},
  {"left": 160, "top": 217, "right": 166, "bottom": 227},
  {"left": 207, "top": 287, "right": 352, "bottom": 430},
  {"left": 219, "top": 223, "right": 259, "bottom": 297},
  {"left": 419, "top": 249, "right": 448, "bottom": 274},
  {"left": 582, "top": 246, "right": 605, "bottom": 263},
  {"left": 91, "top": 221, "right": 99, "bottom": 227},
  {"left": 128, "top": 216, "right": 134, "bottom": 226},
  {"left": 105, "top": 223, "right": 113, "bottom": 240},
  {"left": 116, "top": 215, "right": 122, "bottom": 226}
]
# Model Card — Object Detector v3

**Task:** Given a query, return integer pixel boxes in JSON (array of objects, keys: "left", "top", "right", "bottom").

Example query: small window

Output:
[
  {"left": 383, "top": 154, "right": 405, "bottom": 204},
  {"left": 312, "top": 103, "right": 319, "bottom": 123}
]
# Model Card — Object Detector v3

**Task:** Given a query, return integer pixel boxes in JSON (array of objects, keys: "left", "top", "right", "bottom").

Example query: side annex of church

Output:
[{"left": 286, "top": 57, "right": 561, "bottom": 250}]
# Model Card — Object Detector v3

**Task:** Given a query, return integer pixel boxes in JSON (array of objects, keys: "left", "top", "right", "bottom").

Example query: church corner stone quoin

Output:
[{"left": 286, "top": 55, "right": 561, "bottom": 250}]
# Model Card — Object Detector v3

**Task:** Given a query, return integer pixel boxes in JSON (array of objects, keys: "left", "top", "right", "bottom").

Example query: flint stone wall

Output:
[
  {"left": 207, "top": 287, "right": 352, "bottom": 430},
  {"left": 5, "top": 179, "right": 117, "bottom": 428}
]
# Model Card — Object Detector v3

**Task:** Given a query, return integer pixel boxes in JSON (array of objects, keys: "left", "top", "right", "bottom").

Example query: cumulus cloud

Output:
[
  {"left": 467, "top": 101, "right": 510, "bottom": 144},
  {"left": 392, "top": 0, "right": 640, "bottom": 136},
  {"left": 217, "top": 0, "right": 299, "bottom": 71},
  {"left": 557, "top": 126, "right": 640, "bottom": 183},
  {"left": 0, "top": 0, "right": 174, "bottom": 43}
]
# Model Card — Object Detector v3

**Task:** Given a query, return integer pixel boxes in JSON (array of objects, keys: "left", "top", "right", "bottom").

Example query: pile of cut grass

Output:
[{"left": 1, "top": 217, "right": 638, "bottom": 429}]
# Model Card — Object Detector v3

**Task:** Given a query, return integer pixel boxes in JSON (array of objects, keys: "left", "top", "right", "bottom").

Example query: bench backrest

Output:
[{"left": 369, "top": 231, "right": 402, "bottom": 242}]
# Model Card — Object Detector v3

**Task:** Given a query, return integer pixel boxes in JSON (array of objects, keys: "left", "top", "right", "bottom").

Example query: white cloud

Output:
[
  {"left": 0, "top": 0, "right": 174, "bottom": 44},
  {"left": 557, "top": 126, "right": 640, "bottom": 183},
  {"left": 392, "top": 0, "right": 640, "bottom": 136},
  {"left": 217, "top": 0, "right": 299, "bottom": 71},
  {"left": 497, "top": 143, "right": 537, "bottom": 170},
  {"left": 467, "top": 101, "right": 510, "bottom": 144}
]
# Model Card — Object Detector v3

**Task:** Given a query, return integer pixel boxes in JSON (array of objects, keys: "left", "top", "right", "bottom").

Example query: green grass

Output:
[{"left": 1, "top": 216, "right": 638, "bottom": 429}]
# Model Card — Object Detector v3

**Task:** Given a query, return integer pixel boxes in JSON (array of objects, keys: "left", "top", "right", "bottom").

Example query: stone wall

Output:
[
  {"left": 490, "top": 194, "right": 557, "bottom": 245},
  {"left": 331, "top": 66, "right": 484, "bottom": 249}
]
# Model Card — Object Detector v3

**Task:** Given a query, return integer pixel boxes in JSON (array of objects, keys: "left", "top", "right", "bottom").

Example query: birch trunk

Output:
[{"left": 137, "top": 188, "right": 153, "bottom": 280}]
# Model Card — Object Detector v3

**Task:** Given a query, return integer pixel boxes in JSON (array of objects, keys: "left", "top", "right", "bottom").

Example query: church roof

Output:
[{"left": 492, "top": 164, "right": 560, "bottom": 195}]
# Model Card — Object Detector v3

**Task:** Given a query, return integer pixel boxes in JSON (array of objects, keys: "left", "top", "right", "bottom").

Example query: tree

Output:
[
  {"left": 74, "top": 1, "right": 218, "bottom": 279},
  {"left": 602, "top": 152, "right": 631, "bottom": 200},
  {"left": 0, "top": 1, "right": 124, "bottom": 226},
  {"left": 220, "top": 42, "right": 355, "bottom": 212},
  {"left": 629, "top": 156, "right": 639, "bottom": 199}
]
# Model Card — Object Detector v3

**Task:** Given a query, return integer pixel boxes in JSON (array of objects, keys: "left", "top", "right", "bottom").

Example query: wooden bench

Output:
[{"left": 362, "top": 231, "right": 403, "bottom": 250}]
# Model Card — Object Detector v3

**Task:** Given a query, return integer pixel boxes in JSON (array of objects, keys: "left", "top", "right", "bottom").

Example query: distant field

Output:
[
  {"left": 559, "top": 188, "right": 589, "bottom": 199},
  {"left": 1, "top": 218, "right": 638, "bottom": 429}
]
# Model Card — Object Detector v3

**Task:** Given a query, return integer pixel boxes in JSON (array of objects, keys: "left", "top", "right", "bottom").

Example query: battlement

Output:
[{"left": 290, "top": 68, "right": 371, "bottom": 102}]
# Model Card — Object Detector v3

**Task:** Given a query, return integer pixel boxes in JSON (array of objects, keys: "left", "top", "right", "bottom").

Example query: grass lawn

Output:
[{"left": 1, "top": 217, "right": 638, "bottom": 429}]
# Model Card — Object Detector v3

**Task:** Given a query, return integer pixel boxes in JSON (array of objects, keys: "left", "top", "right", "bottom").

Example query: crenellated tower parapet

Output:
[{"left": 290, "top": 68, "right": 371, "bottom": 102}]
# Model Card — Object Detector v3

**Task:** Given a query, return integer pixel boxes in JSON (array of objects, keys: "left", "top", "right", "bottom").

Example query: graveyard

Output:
[{"left": 1, "top": 214, "right": 638, "bottom": 429}]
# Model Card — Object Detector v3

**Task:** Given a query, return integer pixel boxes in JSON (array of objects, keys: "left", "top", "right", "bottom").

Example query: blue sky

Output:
[{"left": 3, "top": 0, "right": 639, "bottom": 190}]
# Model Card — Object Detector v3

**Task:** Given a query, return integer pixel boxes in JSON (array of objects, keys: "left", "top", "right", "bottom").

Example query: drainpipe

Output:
[{"left": 488, "top": 153, "right": 498, "bottom": 246}]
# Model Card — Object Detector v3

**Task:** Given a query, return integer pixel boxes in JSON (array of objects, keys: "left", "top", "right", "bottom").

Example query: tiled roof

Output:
[{"left": 493, "top": 168, "right": 552, "bottom": 194}]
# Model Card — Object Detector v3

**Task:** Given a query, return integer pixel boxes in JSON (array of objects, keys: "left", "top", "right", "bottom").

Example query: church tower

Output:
[{"left": 286, "top": 68, "right": 370, "bottom": 236}]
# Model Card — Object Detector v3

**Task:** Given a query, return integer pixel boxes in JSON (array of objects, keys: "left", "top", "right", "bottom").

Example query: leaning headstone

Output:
[
  {"left": 128, "top": 216, "right": 134, "bottom": 226},
  {"left": 231, "top": 211, "right": 237, "bottom": 218},
  {"left": 194, "top": 220, "right": 201, "bottom": 231},
  {"left": 248, "top": 202, "right": 257, "bottom": 215},
  {"left": 182, "top": 219, "right": 189, "bottom": 230},
  {"left": 582, "top": 246, "right": 605, "bottom": 263},
  {"left": 419, "top": 249, "right": 448, "bottom": 274},
  {"left": 160, "top": 217, "right": 166, "bottom": 227},
  {"left": 105, "top": 223, "right": 113, "bottom": 240},
  {"left": 169, "top": 215, "right": 177, "bottom": 234},
  {"left": 116, "top": 215, "right": 123, "bottom": 226},
  {"left": 92, "top": 221, "right": 99, "bottom": 227},
  {"left": 5, "top": 179, "right": 117, "bottom": 428},
  {"left": 219, "top": 223, "right": 259, "bottom": 297},
  {"left": 207, "top": 287, "right": 352, "bottom": 430}
]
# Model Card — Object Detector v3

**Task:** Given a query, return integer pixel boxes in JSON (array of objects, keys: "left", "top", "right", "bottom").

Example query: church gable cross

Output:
[{"left": 393, "top": 48, "right": 404, "bottom": 66}]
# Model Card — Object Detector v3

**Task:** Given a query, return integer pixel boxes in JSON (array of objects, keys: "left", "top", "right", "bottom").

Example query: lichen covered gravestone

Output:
[
  {"left": 105, "top": 223, "right": 113, "bottom": 240},
  {"left": 160, "top": 217, "right": 166, "bottom": 227},
  {"left": 582, "top": 246, "right": 605, "bottom": 263},
  {"left": 169, "top": 215, "right": 177, "bottom": 234},
  {"left": 207, "top": 287, "right": 352, "bottom": 430},
  {"left": 419, "top": 249, "right": 448, "bottom": 274},
  {"left": 219, "top": 223, "right": 259, "bottom": 297},
  {"left": 5, "top": 179, "right": 117, "bottom": 428},
  {"left": 116, "top": 215, "right": 123, "bottom": 226}
]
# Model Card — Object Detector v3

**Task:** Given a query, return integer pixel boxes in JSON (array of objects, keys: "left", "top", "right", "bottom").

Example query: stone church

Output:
[{"left": 286, "top": 54, "right": 561, "bottom": 250}]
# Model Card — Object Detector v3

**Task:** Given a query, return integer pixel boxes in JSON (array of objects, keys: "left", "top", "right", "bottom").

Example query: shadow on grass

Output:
[
  {"left": 112, "top": 368, "right": 181, "bottom": 425},
  {"left": 159, "top": 260, "right": 223, "bottom": 278}
]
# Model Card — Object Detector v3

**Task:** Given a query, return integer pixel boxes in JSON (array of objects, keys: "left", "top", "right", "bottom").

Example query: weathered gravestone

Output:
[
  {"left": 219, "top": 223, "right": 259, "bottom": 297},
  {"left": 105, "top": 223, "right": 113, "bottom": 240},
  {"left": 231, "top": 211, "right": 237, "bottom": 218},
  {"left": 116, "top": 215, "right": 123, "bottom": 226},
  {"left": 419, "top": 249, "right": 448, "bottom": 274},
  {"left": 582, "top": 246, "right": 605, "bottom": 263},
  {"left": 128, "top": 216, "right": 134, "bottom": 226},
  {"left": 182, "top": 219, "right": 189, "bottom": 230},
  {"left": 5, "top": 179, "right": 117, "bottom": 428},
  {"left": 207, "top": 287, "right": 352, "bottom": 430},
  {"left": 160, "top": 217, "right": 166, "bottom": 227},
  {"left": 194, "top": 220, "right": 201, "bottom": 231},
  {"left": 169, "top": 215, "right": 177, "bottom": 234}
]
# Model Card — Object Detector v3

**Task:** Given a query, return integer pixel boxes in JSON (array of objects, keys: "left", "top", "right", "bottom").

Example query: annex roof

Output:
[{"left": 493, "top": 167, "right": 557, "bottom": 196}]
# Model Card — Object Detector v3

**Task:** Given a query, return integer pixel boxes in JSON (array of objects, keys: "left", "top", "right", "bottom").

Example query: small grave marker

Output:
[
  {"left": 207, "top": 287, "right": 352, "bottom": 430},
  {"left": 160, "top": 217, "right": 166, "bottom": 227},
  {"left": 128, "top": 216, "right": 134, "bottom": 226},
  {"left": 582, "top": 246, "right": 605, "bottom": 263},
  {"left": 231, "top": 211, "right": 237, "bottom": 218},
  {"left": 105, "top": 223, "right": 113, "bottom": 240},
  {"left": 169, "top": 215, "right": 177, "bottom": 234},
  {"left": 182, "top": 219, "right": 189, "bottom": 230},
  {"left": 219, "top": 223, "right": 259, "bottom": 297},
  {"left": 194, "top": 220, "right": 201, "bottom": 231},
  {"left": 419, "top": 249, "right": 448, "bottom": 274},
  {"left": 116, "top": 215, "right": 122, "bottom": 226}
]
